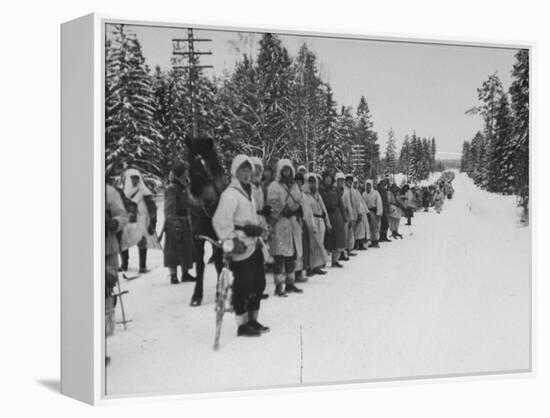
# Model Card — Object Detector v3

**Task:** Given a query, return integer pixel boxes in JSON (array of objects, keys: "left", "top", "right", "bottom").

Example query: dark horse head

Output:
[{"left": 185, "top": 136, "right": 227, "bottom": 218}]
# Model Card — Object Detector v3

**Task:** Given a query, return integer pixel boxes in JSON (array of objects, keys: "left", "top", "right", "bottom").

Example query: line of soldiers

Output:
[{"left": 106, "top": 157, "right": 452, "bottom": 341}]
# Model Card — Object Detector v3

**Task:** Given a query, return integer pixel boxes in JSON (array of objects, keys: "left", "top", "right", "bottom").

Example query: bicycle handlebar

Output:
[{"left": 195, "top": 234, "right": 222, "bottom": 248}]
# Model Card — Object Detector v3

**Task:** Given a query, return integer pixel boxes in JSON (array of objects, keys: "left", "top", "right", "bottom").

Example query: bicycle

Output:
[{"left": 195, "top": 234, "right": 236, "bottom": 351}]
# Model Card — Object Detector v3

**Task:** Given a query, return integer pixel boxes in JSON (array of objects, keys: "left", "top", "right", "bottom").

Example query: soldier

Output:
[
  {"left": 163, "top": 162, "right": 196, "bottom": 284},
  {"left": 267, "top": 159, "right": 304, "bottom": 296},
  {"left": 212, "top": 155, "right": 268, "bottom": 337}
]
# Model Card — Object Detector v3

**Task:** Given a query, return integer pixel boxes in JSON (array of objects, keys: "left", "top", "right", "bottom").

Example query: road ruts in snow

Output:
[{"left": 106, "top": 173, "right": 530, "bottom": 396}]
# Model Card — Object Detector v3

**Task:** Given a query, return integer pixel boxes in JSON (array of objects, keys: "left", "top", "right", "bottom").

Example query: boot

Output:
[
  {"left": 248, "top": 311, "right": 270, "bottom": 333},
  {"left": 295, "top": 270, "right": 308, "bottom": 283},
  {"left": 138, "top": 248, "right": 148, "bottom": 273},
  {"left": 190, "top": 279, "right": 203, "bottom": 306},
  {"left": 119, "top": 250, "right": 129, "bottom": 272},
  {"left": 181, "top": 270, "right": 196, "bottom": 282},
  {"left": 237, "top": 323, "right": 262, "bottom": 337},
  {"left": 306, "top": 268, "right": 315, "bottom": 277},
  {"left": 285, "top": 283, "right": 303, "bottom": 294},
  {"left": 348, "top": 249, "right": 357, "bottom": 257},
  {"left": 313, "top": 267, "right": 327, "bottom": 275},
  {"left": 369, "top": 240, "right": 380, "bottom": 248},
  {"left": 356, "top": 240, "right": 367, "bottom": 251},
  {"left": 170, "top": 274, "right": 179, "bottom": 285},
  {"left": 331, "top": 261, "right": 343, "bottom": 268},
  {"left": 274, "top": 281, "right": 288, "bottom": 297},
  {"left": 190, "top": 263, "right": 204, "bottom": 306},
  {"left": 190, "top": 278, "right": 203, "bottom": 307},
  {"left": 339, "top": 252, "right": 349, "bottom": 261}
]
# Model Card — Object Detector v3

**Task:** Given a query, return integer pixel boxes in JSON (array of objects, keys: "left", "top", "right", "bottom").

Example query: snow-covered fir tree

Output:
[
  {"left": 290, "top": 43, "right": 322, "bottom": 170},
  {"left": 466, "top": 72, "right": 504, "bottom": 190},
  {"left": 317, "top": 86, "right": 348, "bottom": 172},
  {"left": 384, "top": 128, "right": 397, "bottom": 178},
  {"left": 509, "top": 49, "right": 529, "bottom": 213},
  {"left": 335, "top": 105, "right": 357, "bottom": 174},
  {"left": 491, "top": 93, "right": 514, "bottom": 193},
  {"left": 152, "top": 67, "right": 189, "bottom": 179},
  {"left": 398, "top": 135, "right": 411, "bottom": 178},
  {"left": 354, "top": 96, "right": 379, "bottom": 179},
  {"left": 105, "top": 25, "right": 163, "bottom": 180},
  {"left": 255, "top": 33, "right": 294, "bottom": 165},
  {"left": 460, "top": 141, "right": 471, "bottom": 173}
]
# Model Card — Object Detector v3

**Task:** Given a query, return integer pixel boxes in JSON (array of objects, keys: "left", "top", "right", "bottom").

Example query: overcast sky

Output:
[{"left": 110, "top": 24, "right": 519, "bottom": 158}]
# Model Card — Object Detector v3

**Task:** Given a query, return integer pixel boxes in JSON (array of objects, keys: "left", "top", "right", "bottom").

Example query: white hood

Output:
[
  {"left": 275, "top": 159, "right": 295, "bottom": 181},
  {"left": 230, "top": 154, "right": 254, "bottom": 178}
]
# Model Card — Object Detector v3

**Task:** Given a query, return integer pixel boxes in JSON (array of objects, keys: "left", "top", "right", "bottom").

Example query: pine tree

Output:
[
  {"left": 398, "top": 135, "right": 411, "bottom": 178},
  {"left": 105, "top": 25, "right": 163, "bottom": 180},
  {"left": 355, "top": 96, "right": 379, "bottom": 179},
  {"left": 290, "top": 43, "right": 322, "bottom": 170},
  {"left": 468, "top": 131, "right": 486, "bottom": 186},
  {"left": 317, "top": 86, "right": 347, "bottom": 172},
  {"left": 218, "top": 54, "right": 261, "bottom": 164},
  {"left": 509, "top": 49, "right": 529, "bottom": 213},
  {"left": 421, "top": 138, "right": 431, "bottom": 179},
  {"left": 335, "top": 105, "right": 356, "bottom": 174},
  {"left": 408, "top": 133, "right": 422, "bottom": 182},
  {"left": 492, "top": 93, "right": 514, "bottom": 193},
  {"left": 152, "top": 67, "right": 189, "bottom": 179},
  {"left": 460, "top": 141, "right": 471, "bottom": 173},
  {"left": 466, "top": 72, "right": 504, "bottom": 190},
  {"left": 255, "top": 33, "right": 294, "bottom": 165},
  {"left": 384, "top": 128, "right": 397, "bottom": 179}
]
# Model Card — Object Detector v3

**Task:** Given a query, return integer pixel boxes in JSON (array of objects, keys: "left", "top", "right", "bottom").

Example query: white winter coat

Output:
[
  {"left": 266, "top": 159, "right": 303, "bottom": 258},
  {"left": 363, "top": 185, "right": 383, "bottom": 217},
  {"left": 212, "top": 156, "right": 261, "bottom": 262}
]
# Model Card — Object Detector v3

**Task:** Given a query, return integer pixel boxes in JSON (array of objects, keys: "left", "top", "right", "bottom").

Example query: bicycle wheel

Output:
[{"left": 213, "top": 268, "right": 231, "bottom": 351}]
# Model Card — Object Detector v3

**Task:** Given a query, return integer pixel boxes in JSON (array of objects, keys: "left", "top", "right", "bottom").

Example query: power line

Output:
[{"left": 171, "top": 28, "right": 213, "bottom": 140}]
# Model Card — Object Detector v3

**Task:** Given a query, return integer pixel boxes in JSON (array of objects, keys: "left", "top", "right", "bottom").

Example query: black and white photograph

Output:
[{"left": 103, "top": 21, "right": 530, "bottom": 397}]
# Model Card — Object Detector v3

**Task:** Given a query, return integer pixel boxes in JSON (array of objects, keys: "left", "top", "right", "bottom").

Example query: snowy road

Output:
[{"left": 106, "top": 173, "right": 531, "bottom": 397}]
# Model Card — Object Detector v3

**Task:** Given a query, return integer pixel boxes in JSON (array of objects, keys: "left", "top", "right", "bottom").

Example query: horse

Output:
[{"left": 185, "top": 136, "right": 227, "bottom": 306}]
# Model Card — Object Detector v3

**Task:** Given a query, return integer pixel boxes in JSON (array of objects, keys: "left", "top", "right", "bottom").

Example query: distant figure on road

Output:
[{"left": 434, "top": 186, "right": 445, "bottom": 214}]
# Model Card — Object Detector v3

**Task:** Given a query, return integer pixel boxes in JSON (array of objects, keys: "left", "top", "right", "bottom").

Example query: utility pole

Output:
[
  {"left": 171, "top": 28, "right": 213, "bottom": 139},
  {"left": 351, "top": 144, "right": 366, "bottom": 180}
]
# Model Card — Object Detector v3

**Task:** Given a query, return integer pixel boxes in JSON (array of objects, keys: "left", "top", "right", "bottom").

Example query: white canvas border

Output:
[{"left": 70, "top": 12, "right": 535, "bottom": 404}]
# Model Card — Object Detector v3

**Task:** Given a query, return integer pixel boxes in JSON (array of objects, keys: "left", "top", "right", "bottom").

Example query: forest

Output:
[
  {"left": 460, "top": 50, "right": 529, "bottom": 209},
  {"left": 105, "top": 25, "right": 442, "bottom": 187}
]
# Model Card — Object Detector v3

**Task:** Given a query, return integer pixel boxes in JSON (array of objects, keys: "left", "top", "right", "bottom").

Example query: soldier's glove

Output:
[
  {"left": 281, "top": 207, "right": 293, "bottom": 218},
  {"left": 242, "top": 224, "right": 264, "bottom": 238},
  {"left": 257, "top": 205, "right": 272, "bottom": 218},
  {"left": 147, "top": 222, "right": 156, "bottom": 235}
]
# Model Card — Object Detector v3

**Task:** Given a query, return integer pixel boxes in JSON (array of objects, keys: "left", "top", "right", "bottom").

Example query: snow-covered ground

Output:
[{"left": 106, "top": 172, "right": 531, "bottom": 397}]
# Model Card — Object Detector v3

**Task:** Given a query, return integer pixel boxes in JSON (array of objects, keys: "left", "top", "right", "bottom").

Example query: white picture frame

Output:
[{"left": 61, "top": 13, "right": 533, "bottom": 405}]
